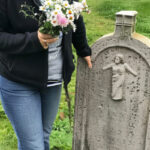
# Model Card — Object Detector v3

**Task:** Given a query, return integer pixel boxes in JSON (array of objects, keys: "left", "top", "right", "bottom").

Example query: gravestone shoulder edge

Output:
[{"left": 132, "top": 32, "right": 150, "bottom": 48}]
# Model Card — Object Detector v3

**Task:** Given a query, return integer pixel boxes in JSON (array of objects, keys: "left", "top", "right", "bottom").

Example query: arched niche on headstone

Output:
[{"left": 73, "top": 11, "right": 150, "bottom": 150}]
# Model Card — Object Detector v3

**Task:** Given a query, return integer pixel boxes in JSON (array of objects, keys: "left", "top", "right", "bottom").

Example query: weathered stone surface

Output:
[{"left": 73, "top": 11, "right": 150, "bottom": 150}]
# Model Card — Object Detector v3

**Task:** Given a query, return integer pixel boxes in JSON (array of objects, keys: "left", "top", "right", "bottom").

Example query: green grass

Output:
[
  {"left": 1, "top": 0, "right": 150, "bottom": 149},
  {"left": 95, "top": 0, "right": 150, "bottom": 37},
  {"left": 0, "top": 118, "right": 17, "bottom": 150}
]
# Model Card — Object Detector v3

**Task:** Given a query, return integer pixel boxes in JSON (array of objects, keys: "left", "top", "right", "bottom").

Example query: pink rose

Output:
[{"left": 57, "top": 14, "right": 69, "bottom": 27}]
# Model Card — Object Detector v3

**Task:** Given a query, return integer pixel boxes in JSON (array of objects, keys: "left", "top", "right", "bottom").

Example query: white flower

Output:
[
  {"left": 67, "top": 14, "right": 75, "bottom": 21},
  {"left": 73, "top": 1, "right": 84, "bottom": 11},
  {"left": 44, "top": 0, "right": 53, "bottom": 7},
  {"left": 51, "top": 19, "right": 58, "bottom": 26},
  {"left": 39, "top": 6, "right": 46, "bottom": 11},
  {"left": 55, "top": 4, "right": 62, "bottom": 11},
  {"left": 63, "top": 1, "right": 70, "bottom": 8},
  {"left": 82, "top": 0, "right": 88, "bottom": 8},
  {"left": 52, "top": 10, "right": 60, "bottom": 16}
]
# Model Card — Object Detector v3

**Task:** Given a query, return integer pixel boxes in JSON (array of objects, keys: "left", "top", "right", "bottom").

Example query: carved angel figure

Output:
[{"left": 103, "top": 54, "right": 137, "bottom": 100}]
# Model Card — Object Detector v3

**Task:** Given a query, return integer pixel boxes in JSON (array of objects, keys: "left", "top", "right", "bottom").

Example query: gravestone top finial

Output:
[
  {"left": 116, "top": 11, "right": 138, "bottom": 17},
  {"left": 115, "top": 11, "right": 138, "bottom": 37}
]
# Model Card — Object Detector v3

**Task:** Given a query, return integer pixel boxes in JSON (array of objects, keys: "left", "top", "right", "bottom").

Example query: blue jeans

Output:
[{"left": 0, "top": 75, "right": 62, "bottom": 150}]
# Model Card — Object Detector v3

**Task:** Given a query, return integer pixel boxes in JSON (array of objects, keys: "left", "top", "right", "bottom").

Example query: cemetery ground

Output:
[{"left": 0, "top": 0, "right": 150, "bottom": 150}]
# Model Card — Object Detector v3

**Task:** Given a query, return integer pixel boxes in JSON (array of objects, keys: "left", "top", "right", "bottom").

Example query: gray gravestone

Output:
[{"left": 73, "top": 11, "right": 150, "bottom": 150}]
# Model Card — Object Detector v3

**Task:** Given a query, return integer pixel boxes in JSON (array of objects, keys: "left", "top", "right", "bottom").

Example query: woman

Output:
[{"left": 0, "top": 0, "right": 92, "bottom": 149}]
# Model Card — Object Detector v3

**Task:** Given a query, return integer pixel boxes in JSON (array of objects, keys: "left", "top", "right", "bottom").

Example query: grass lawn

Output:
[
  {"left": 95, "top": 0, "right": 150, "bottom": 38},
  {"left": 0, "top": 0, "right": 150, "bottom": 150}
]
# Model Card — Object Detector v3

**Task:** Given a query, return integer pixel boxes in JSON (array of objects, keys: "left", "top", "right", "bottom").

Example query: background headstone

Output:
[{"left": 73, "top": 11, "right": 150, "bottom": 150}]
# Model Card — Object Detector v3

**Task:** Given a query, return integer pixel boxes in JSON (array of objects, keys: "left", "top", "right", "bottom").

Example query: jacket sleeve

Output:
[
  {"left": 0, "top": 0, "right": 45, "bottom": 55},
  {"left": 72, "top": 11, "right": 91, "bottom": 57}
]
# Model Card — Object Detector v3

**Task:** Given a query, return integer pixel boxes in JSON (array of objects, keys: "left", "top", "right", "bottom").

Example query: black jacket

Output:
[{"left": 0, "top": 0, "right": 91, "bottom": 88}]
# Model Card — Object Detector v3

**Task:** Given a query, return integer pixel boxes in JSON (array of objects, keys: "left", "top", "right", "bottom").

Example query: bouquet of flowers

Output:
[{"left": 20, "top": 0, "right": 90, "bottom": 37}]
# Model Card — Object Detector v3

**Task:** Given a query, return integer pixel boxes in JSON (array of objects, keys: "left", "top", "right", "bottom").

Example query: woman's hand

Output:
[
  {"left": 37, "top": 31, "right": 58, "bottom": 49},
  {"left": 84, "top": 56, "right": 92, "bottom": 69}
]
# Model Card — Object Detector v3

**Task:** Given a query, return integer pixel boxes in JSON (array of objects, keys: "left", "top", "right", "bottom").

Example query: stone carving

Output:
[
  {"left": 103, "top": 54, "right": 137, "bottom": 100},
  {"left": 73, "top": 11, "right": 150, "bottom": 150}
]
